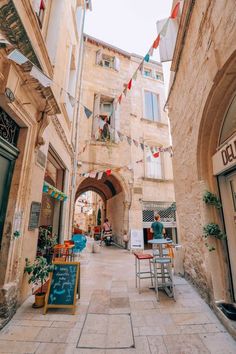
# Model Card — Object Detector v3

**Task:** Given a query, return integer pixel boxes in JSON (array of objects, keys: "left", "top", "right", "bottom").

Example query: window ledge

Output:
[
  {"left": 141, "top": 118, "right": 168, "bottom": 127},
  {"left": 142, "top": 177, "right": 173, "bottom": 183},
  {"left": 90, "top": 140, "right": 118, "bottom": 147},
  {"left": 95, "top": 64, "right": 118, "bottom": 72},
  {"left": 143, "top": 75, "right": 164, "bottom": 83}
]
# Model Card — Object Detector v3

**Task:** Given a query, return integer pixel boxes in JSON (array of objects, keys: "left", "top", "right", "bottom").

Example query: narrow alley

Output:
[{"left": 0, "top": 246, "right": 235, "bottom": 354}]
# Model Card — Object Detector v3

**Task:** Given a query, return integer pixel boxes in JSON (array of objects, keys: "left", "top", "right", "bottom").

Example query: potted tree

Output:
[{"left": 24, "top": 257, "right": 54, "bottom": 308}]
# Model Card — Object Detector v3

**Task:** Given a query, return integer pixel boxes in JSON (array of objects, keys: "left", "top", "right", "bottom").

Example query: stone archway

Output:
[
  {"left": 196, "top": 50, "right": 236, "bottom": 303},
  {"left": 75, "top": 172, "right": 131, "bottom": 244}
]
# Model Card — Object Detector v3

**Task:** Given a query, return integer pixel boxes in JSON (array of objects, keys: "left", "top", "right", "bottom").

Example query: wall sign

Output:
[
  {"left": 44, "top": 262, "right": 80, "bottom": 315},
  {"left": 213, "top": 134, "right": 236, "bottom": 175},
  {"left": 28, "top": 202, "right": 41, "bottom": 230},
  {"left": 130, "top": 229, "right": 144, "bottom": 250}
]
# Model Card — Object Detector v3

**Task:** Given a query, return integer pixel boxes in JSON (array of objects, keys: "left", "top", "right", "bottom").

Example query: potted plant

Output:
[
  {"left": 37, "top": 226, "right": 57, "bottom": 263},
  {"left": 24, "top": 257, "right": 54, "bottom": 308},
  {"left": 203, "top": 223, "right": 226, "bottom": 251},
  {"left": 203, "top": 191, "right": 222, "bottom": 209}
]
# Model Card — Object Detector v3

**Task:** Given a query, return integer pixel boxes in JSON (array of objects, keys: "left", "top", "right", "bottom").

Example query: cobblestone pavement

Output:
[{"left": 0, "top": 246, "right": 236, "bottom": 353}]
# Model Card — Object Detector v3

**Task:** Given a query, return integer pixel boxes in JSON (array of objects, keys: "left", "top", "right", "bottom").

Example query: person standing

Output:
[{"left": 150, "top": 214, "right": 165, "bottom": 239}]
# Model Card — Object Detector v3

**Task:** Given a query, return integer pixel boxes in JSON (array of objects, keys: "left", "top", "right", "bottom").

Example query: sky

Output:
[{"left": 84, "top": 0, "right": 173, "bottom": 92}]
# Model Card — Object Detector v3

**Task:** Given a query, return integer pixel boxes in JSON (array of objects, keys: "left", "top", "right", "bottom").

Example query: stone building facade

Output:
[
  {"left": 167, "top": 0, "right": 236, "bottom": 334},
  {"left": 0, "top": 0, "right": 89, "bottom": 327},
  {"left": 76, "top": 35, "right": 176, "bottom": 246}
]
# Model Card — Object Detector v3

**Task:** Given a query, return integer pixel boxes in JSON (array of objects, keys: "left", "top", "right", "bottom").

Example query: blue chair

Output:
[{"left": 72, "top": 234, "right": 87, "bottom": 254}]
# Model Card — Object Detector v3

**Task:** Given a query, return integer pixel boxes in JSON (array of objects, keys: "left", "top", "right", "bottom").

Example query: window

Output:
[
  {"left": 143, "top": 68, "right": 152, "bottom": 78},
  {"left": 146, "top": 153, "right": 162, "bottom": 179},
  {"left": 155, "top": 72, "right": 163, "bottom": 81},
  {"left": 96, "top": 50, "right": 120, "bottom": 71},
  {"left": 144, "top": 91, "right": 160, "bottom": 121}
]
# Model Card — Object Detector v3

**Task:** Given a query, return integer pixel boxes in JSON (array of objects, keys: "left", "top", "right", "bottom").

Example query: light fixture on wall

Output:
[{"left": 5, "top": 87, "right": 15, "bottom": 103}]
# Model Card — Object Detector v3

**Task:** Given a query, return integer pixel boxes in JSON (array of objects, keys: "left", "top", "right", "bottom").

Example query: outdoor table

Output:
[{"left": 148, "top": 238, "right": 175, "bottom": 300}]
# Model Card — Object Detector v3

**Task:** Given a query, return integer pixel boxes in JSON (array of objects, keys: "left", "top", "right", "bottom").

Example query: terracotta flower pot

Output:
[{"left": 34, "top": 293, "right": 46, "bottom": 308}]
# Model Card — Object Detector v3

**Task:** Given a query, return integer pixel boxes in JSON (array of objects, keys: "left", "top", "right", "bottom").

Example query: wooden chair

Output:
[{"left": 53, "top": 244, "right": 69, "bottom": 261}]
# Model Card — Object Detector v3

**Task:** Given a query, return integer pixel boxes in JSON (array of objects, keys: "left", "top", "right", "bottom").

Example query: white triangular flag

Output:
[{"left": 30, "top": 66, "right": 52, "bottom": 87}]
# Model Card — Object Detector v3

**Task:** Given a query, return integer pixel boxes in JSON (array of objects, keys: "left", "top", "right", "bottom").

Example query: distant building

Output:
[
  {"left": 76, "top": 35, "right": 176, "bottom": 246},
  {"left": 167, "top": 0, "right": 236, "bottom": 336},
  {"left": 0, "top": 0, "right": 90, "bottom": 326}
]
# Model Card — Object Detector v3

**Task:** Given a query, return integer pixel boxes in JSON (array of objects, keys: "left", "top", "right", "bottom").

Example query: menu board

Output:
[
  {"left": 130, "top": 229, "right": 144, "bottom": 250},
  {"left": 44, "top": 262, "right": 80, "bottom": 314}
]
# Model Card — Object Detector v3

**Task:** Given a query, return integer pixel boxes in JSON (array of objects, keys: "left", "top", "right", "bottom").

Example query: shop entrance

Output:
[{"left": 219, "top": 171, "right": 236, "bottom": 300}]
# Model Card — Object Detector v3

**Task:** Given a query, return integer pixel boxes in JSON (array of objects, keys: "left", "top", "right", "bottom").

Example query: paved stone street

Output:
[{"left": 0, "top": 246, "right": 236, "bottom": 354}]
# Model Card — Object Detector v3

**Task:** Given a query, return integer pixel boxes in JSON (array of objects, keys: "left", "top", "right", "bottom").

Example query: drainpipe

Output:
[{"left": 68, "top": 0, "right": 87, "bottom": 236}]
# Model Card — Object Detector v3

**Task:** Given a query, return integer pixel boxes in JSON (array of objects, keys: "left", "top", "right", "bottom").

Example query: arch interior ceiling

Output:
[{"left": 77, "top": 175, "right": 122, "bottom": 201}]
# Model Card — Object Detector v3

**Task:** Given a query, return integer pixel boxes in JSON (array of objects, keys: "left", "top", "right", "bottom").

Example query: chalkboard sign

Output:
[
  {"left": 28, "top": 202, "right": 41, "bottom": 230},
  {"left": 44, "top": 262, "right": 80, "bottom": 314}
]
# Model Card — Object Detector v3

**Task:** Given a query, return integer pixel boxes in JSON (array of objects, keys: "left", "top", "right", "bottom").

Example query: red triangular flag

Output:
[
  {"left": 153, "top": 35, "right": 160, "bottom": 49},
  {"left": 170, "top": 2, "right": 180, "bottom": 19},
  {"left": 106, "top": 169, "right": 112, "bottom": 176},
  {"left": 118, "top": 94, "right": 122, "bottom": 104},
  {"left": 127, "top": 79, "right": 132, "bottom": 90},
  {"left": 153, "top": 152, "right": 160, "bottom": 158}
]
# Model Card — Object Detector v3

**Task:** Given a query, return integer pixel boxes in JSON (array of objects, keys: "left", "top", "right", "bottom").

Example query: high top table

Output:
[{"left": 148, "top": 238, "right": 175, "bottom": 300}]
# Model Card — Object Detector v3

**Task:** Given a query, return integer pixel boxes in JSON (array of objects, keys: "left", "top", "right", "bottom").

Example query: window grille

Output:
[{"left": 142, "top": 202, "right": 176, "bottom": 224}]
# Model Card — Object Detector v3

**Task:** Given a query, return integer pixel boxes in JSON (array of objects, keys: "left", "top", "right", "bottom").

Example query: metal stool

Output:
[
  {"left": 151, "top": 257, "right": 175, "bottom": 301},
  {"left": 134, "top": 253, "right": 153, "bottom": 293}
]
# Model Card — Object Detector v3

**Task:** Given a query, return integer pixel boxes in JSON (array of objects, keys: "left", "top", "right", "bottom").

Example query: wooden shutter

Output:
[
  {"left": 96, "top": 50, "right": 102, "bottom": 65},
  {"left": 114, "top": 56, "right": 120, "bottom": 71},
  {"left": 92, "top": 94, "right": 101, "bottom": 138}
]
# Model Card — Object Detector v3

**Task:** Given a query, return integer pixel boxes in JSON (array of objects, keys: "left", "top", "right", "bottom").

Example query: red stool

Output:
[{"left": 134, "top": 252, "right": 154, "bottom": 293}]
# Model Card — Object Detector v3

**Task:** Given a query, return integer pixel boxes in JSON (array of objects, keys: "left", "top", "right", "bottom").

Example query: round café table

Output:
[{"left": 148, "top": 238, "right": 175, "bottom": 300}]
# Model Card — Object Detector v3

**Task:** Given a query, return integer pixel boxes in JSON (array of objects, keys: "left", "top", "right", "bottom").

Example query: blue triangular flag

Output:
[{"left": 84, "top": 106, "right": 92, "bottom": 118}]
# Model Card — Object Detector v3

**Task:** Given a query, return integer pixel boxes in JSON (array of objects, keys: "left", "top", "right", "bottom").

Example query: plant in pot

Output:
[
  {"left": 203, "top": 191, "right": 222, "bottom": 209},
  {"left": 37, "top": 226, "right": 57, "bottom": 263},
  {"left": 24, "top": 256, "right": 54, "bottom": 308},
  {"left": 203, "top": 223, "right": 227, "bottom": 251}
]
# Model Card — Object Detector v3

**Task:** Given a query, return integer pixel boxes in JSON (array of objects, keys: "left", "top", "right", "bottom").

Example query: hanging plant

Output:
[
  {"left": 203, "top": 191, "right": 221, "bottom": 209},
  {"left": 203, "top": 223, "right": 226, "bottom": 240}
]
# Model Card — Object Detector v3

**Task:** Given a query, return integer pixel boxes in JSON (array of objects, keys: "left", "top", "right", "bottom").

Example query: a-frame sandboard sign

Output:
[{"left": 44, "top": 261, "right": 80, "bottom": 315}]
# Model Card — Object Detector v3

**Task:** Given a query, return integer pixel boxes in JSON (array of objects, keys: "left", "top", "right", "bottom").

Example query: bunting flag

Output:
[
  {"left": 97, "top": 171, "right": 103, "bottom": 180},
  {"left": 126, "top": 136, "right": 132, "bottom": 145},
  {"left": 140, "top": 143, "right": 144, "bottom": 151},
  {"left": 30, "top": 66, "right": 52, "bottom": 87},
  {"left": 123, "top": 86, "right": 128, "bottom": 96},
  {"left": 133, "top": 139, "right": 139, "bottom": 147},
  {"left": 139, "top": 61, "right": 144, "bottom": 72},
  {"left": 170, "top": 2, "right": 180, "bottom": 19},
  {"left": 106, "top": 169, "right": 112, "bottom": 176},
  {"left": 7, "top": 49, "right": 28, "bottom": 65},
  {"left": 153, "top": 151, "right": 160, "bottom": 158},
  {"left": 68, "top": 93, "right": 76, "bottom": 107},
  {"left": 146, "top": 155, "right": 152, "bottom": 163},
  {"left": 89, "top": 171, "right": 97, "bottom": 178},
  {"left": 117, "top": 131, "right": 124, "bottom": 141},
  {"left": 133, "top": 70, "right": 138, "bottom": 81},
  {"left": 160, "top": 19, "right": 170, "bottom": 37},
  {"left": 144, "top": 53, "right": 150, "bottom": 62},
  {"left": 118, "top": 94, "right": 122, "bottom": 104},
  {"left": 148, "top": 47, "right": 154, "bottom": 56},
  {"left": 153, "top": 35, "right": 160, "bottom": 49},
  {"left": 84, "top": 106, "right": 93, "bottom": 118},
  {"left": 127, "top": 79, "right": 132, "bottom": 90}
]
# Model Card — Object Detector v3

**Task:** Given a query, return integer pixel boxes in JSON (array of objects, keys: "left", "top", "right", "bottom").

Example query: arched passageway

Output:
[{"left": 75, "top": 173, "right": 130, "bottom": 244}]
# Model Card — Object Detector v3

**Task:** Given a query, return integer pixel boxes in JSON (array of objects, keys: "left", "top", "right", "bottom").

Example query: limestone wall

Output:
[{"left": 168, "top": 0, "right": 236, "bottom": 302}]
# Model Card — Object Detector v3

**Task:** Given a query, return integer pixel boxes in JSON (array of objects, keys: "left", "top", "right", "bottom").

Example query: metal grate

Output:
[{"left": 142, "top": 202, "right": 176, "bottom": 224}]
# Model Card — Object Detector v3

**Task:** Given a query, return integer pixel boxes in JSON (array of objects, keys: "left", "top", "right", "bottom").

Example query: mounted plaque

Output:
[{"left": 28, "top": 202, "right": 41, "bottom": 230}]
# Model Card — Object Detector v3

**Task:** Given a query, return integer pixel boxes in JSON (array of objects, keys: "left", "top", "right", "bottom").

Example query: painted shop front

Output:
[{"left": 212, "top": 97, "right": 236, "bottom": 301}]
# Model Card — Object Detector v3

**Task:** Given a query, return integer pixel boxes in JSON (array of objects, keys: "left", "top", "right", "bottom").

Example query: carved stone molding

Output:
[{"left": 51, "top": 115, "right": 74, "bottom": 160}]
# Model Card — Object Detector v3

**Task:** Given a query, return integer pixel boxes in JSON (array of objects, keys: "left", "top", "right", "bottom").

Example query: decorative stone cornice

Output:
[{"left": 51, "top": 115, "right": 74, "bottom": 160}]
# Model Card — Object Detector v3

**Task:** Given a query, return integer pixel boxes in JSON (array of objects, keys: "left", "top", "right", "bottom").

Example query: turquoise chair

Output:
[{"left": 72, "top": 234, "right": 87, "bottom": 254}]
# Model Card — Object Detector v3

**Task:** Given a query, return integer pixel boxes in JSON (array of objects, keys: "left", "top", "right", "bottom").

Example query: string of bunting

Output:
[{"left": 114, "top": 2, "right": 180, "bottom": 107}]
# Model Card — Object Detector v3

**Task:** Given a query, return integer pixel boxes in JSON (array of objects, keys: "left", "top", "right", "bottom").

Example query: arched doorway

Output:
[
  {"left": 75, "top": 172, "right": 130, "bottom": 244},
  {"left": 197, "top": 50, "right": 236, "bottom": 302}
]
